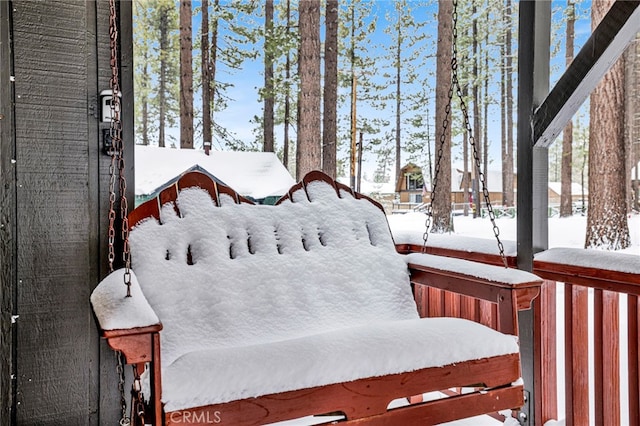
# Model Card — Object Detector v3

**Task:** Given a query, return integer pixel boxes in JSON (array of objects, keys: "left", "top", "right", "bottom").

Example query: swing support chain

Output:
[
  {"left": 422, "top": 0, "right": 508, "bottom": 268},
  {"left": 131, "top": 365, "right": 146, "bottom": 426},
  {"left": 106, "top": 0, "right": 132, "bottom": 294},
  {"left": 116, "top": 352, "right": 130, "bottom": 426},
  {"left": 421, "top": 47, "right": 454, "bottom": 252},
  {"left": 107, "top": 1, "right": 141, "bottom": 424}
]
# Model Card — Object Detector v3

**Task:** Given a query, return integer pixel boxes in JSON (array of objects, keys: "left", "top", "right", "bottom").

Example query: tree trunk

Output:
[
  {"left": 158, "top": 7, "right": 168, "bottom": 148},
  {"left": 180, "top": 0, "right": 194, "bottom": 149},
  {"left": 472, "top": 0, "right": 482, "bottom": 216},
  {"left": 142, "top": 61, "right": 149, "bottom": 145},
  {"left": 624, "top": 34, "right": 640, "bottom": 212},
  {"left": 322, "top": 0, "right": 338, "bottom": 178},
  {"left": 483, "top": 14, "right": 489, "bottom": 207},
  {"left": 395, "top": 16, "right": 402, "bottom": 185},
  {"left": 202, "top": 0, "right": 211, "bottom": 152},
  {"left": 504, "top": 0, "right": 514, "bottom": 207},
  {"left": 585, "top": 0, "right": 630, "bottom": 250},
  {"left": 500, "top": 0, "right": 506, "bottom": 205},
  {"left": 463, "top": 83, "right": 469, "bottom": 217},
  {"left": 433, "top": 0, "right": 453, "bottom": 232},
  {"left": 349, "top": 6, "right": 356, "bottom": 190},
  {"left": 296, "top": 0, "right": 321, "bottom": 179},
  {"left": 283, "top": 0, "right": 291, "bottom": 170},
  {"left": 263, "top": 0, "right": 275, "bottom": 152},
  {"left": 560, "top": 0, "right": 575, "bottom": 217},
  {"left": 210, "top": 0, "right": 219, "bottom": 144}
]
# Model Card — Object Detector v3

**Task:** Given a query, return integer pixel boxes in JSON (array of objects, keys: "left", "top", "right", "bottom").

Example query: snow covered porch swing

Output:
[
  {"left": 92, "top": 169, "right": 543, "bottom": 425},
  {"left": 90, "top": 0, "right": 544, "bottom": 424}
]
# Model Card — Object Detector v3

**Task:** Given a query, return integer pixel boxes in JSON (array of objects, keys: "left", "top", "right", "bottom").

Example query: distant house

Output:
[
  {"left": 395, "top": 163, "right": 425, "bottom": 206},
  {"left": 395, "top": 163, "right": 515, "bottom": 211},
  {"left": 135, "top": 145, "right": 296, "bottom": 205}
]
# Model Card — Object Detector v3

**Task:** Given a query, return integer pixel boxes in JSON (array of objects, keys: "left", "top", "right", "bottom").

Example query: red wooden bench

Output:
[{"left": 91, "top": 170, "right": 542, "bottom": 425}]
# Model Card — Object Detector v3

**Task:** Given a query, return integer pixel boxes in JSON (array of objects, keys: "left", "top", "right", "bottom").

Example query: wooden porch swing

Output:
[
  {"left": 91, "top": 1, "right": 543, "bottom": 425},
  {"left": 93, "top": 169, "right": 544, "bottom": 426}
]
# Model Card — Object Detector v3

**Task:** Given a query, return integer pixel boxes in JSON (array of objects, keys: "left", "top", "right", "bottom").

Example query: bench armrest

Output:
[
  {"left": 91, "top": 268, "right": 161, "bottom": 333},
  {"left": 405, "top": 253, "right": 542, "bottom": 335}
]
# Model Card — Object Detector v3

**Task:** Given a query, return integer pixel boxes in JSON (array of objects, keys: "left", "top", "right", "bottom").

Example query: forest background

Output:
[{"left": 131, "top": 0, "right": 640, "bottom": 250}]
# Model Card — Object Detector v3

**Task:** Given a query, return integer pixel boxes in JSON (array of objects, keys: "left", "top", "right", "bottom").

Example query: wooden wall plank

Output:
[
  {"left": 8, "top": 1, "right": 113, "bottom": 424},
  {"left": 12, "top": 2, "right": 92, "bottom": 422},
  {"left": 0, "top": 0, "right": 17, "bottom": 423}
]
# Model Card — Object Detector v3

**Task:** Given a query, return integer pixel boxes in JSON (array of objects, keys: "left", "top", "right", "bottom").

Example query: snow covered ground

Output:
[{"left": 388, "top": 210, "right": 640, "bottom": 254}]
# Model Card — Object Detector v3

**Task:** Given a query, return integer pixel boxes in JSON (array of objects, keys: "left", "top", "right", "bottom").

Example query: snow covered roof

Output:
[{"left": 135, "top": 145, "right": 295, "bottom": 199}]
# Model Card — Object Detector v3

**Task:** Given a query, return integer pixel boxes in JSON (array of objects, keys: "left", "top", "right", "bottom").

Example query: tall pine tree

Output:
[
  {"left": 322, "top": 0, "right": 339, "bottom": 178},
  {"left": 432, "top": 0, "right": 453, "bottom": 232},
  {"left": 180, "top": 0, "right": 194, "bottom": 148},
  {"left": 585, "top": 0, "right": 630, "bottom": 249},
  {"left": 296, "top": 0, "right": 321, "bottom": 179},
  {"left": 263, "top": 0, "right": 275, "bottom": 152},
  {"left": 560, "top": 0, "right": 575, "bottom": 217}
]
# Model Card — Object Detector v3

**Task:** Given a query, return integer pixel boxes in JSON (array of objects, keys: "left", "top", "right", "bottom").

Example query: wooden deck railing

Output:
[
  {"left": 533, "top": 248, "right": 640, "bottom": 426},
  {"left": 396, "top": 242, "right": 640, "bottom": 426}
]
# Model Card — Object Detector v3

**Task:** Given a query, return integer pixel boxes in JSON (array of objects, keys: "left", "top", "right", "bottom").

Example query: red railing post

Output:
[
  {"left": 565, "top": 284, "right": 588, "bottom": 426},
  {"left": 534, "top": 280, "right": 558, "bottom": 424},
  {"left": 594, "top": 290, "right": 620, "bottom": 425}
]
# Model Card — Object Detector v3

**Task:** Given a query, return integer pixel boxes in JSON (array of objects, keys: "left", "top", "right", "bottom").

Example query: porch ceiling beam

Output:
[{"left": 533, "top": 0, "right": 640, "bottom": 148}]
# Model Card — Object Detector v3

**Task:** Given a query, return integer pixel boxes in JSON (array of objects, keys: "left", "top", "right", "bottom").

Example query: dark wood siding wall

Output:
[
  {"left": 0, "top": 0, "right": 17, "bottom": 423},
  {"left": 1, "top": 1, "right": 134, "bottom": 424}
]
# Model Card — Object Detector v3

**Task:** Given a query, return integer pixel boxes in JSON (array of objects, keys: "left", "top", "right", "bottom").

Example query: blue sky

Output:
[{"left": 155, "top": 0, "right": 594, "bottom": 179}]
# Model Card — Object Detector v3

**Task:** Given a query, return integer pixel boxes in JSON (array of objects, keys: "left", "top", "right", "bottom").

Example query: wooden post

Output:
[{"left": 517, "top": 2, "right": 551, "bottom": 425}]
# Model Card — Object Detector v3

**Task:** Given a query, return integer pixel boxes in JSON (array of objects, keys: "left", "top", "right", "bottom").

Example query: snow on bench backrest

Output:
[{"left": 129, "top": 174, "right": 418, "bottom": 367}]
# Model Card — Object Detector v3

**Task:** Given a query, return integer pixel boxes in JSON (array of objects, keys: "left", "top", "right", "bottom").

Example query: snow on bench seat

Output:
[
  {"left": 162, "top": 318, "right": 518, "bottom": 411},
  {"left": 93, "top": 176, "right": 522, "bottom": 413}
]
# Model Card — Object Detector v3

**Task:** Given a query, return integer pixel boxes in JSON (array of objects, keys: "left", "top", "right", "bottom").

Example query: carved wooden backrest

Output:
[{"left": 128, "top": 171, "right": 417, "bottom": 367}]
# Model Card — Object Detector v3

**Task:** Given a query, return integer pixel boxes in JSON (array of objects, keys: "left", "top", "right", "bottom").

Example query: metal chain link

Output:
[
  {"left": 116, "top": 352, "right": 131, "bottom": 426},
  {"left": 107, "top": 0, "right": 133, "bottom": 293},
  {"left": 422, "top": 81, "right": 453, "bottom": 253},
  {"left": 108, "top": 2, "right": 137, "bottom": 425},
  {"left": 131, "top": 365, "right": 146, "bottom": 426},
  {"left": 422, "top": 0, "right": 507, "bottom": 268}
]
